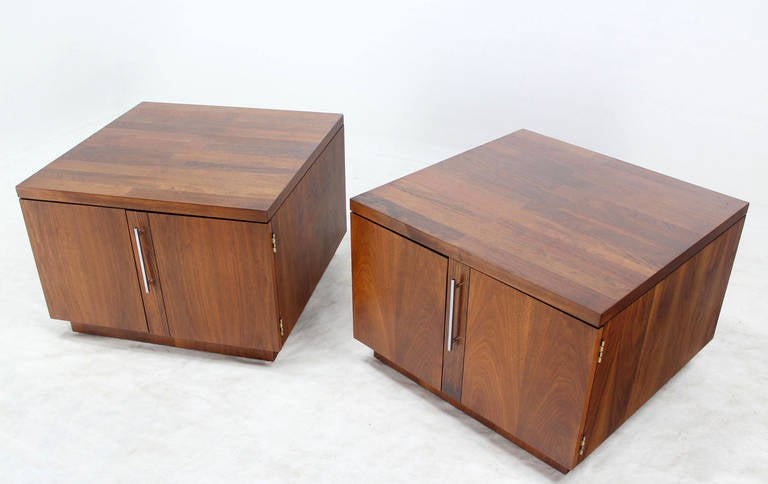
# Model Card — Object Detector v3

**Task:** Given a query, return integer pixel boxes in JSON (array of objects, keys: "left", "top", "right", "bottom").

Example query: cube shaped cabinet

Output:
[
  {"left": 18, "top": 102, "right": 346, "bottom": 360},
  {"left": 351, "top": 130, "right": 747, "bottom": 472}
]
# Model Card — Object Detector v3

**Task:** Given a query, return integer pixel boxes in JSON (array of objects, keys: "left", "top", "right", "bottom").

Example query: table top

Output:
[
  {"left": 16, "top": 102, "right": 343, "bottom": 222},
  {"left": 351, "top": 129, "right": 748, "bottom": 326}
]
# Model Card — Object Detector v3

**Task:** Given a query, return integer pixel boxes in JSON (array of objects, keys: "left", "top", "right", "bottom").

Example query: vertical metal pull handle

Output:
[
  {"left": 134, "top": 227, "right": 150, "bottom": 294},
  {"left": 447, "top": 278, "right": 456, "bottom": 352}
]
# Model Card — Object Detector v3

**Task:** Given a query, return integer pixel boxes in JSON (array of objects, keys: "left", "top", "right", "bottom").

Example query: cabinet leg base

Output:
[
  {"left": 71, "top": 322, "right": 278, "bottom": 361},
  {"left": 372, "top": 351, "right": 571, "bottom": 474}
]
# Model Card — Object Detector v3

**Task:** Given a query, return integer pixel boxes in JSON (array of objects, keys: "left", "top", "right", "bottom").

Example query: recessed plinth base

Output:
[{"left": 71, "top": 322, "right": 278, "bottom": 361}]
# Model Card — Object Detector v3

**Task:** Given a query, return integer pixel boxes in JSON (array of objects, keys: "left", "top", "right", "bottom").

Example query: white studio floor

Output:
[{"left": 1, "top": 130, "right": 767, "bottom": 484}]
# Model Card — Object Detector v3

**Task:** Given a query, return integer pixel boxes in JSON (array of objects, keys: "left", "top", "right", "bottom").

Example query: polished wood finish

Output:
[
  {"left": 352, "top": 214, "right": 448, "bottom": 390},
  {"left": 373, "top": 351, "right": 570, "bottom": 474},
  {"left": 148, "top": 213, "right": 281, "bottom": 351},
  {"left": 440, "top": 260, "right": 470, "bottom": 401},
  {"left": 351, "top": 129, "right": 747, "bottom": 472},
  {"left": 71, "top": 322, "right": 277, "bottom": 361},
  {"left": 17, "top": 102, "right": 343, "bottom": 222},
  {"left": 462, "top": 270, "right": 599, "bottom": 470},
  {"left": 580, "top": 217, "right": 745, "bottom": 461},
  {"left": 20, "top": 200, "right": 148, "bottom": 333},
  {"left": 126, "top": 210, "right": 170, "bottom": 336},
  {"left": 19, "top": 103, "right": 346, "bottom": 360},
  {"left": 351, "top": 129, "right": 748, "bottom": 326},
  {"left": 271, "top": 128, "right": 346, "bottom": 341}
]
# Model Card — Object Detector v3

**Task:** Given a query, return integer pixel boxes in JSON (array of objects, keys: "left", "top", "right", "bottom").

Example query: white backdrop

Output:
[{"left": 1, "top": 1, "right": 767, "bottom": 483}]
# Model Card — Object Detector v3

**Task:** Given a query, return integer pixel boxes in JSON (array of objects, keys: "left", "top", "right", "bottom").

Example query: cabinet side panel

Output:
[
  {"left": 581, "top": 216, "right": 745, "bottom": 460},
  {"left": 149, "top": 214, "right": 280, "bottom": 351},
  {"left": 351, "top": 214, "right": 448, "bottom": 390},
  {"left": 20, "top": 200, "right": 148, "bottom": 332},
  {"left": 271, "top": 127, "right": 346, "bottom": 340},
  {"left": 462, "top": 270, "right": 599, "bottom": 470}
]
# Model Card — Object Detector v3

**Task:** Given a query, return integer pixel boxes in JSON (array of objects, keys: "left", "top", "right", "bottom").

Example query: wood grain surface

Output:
[
  {"left": 440, "top": 260, "right": 471, "bottom": 401},
  {"left": 580, "top": 216, "right": 745, "bottom": 460},
  {"left": 461, "top": 270, "right": 600, "bottom": 470},
  {"left": 352, "top": 214, "right": 448, "bottom": 390},
  {"left": 17, "top": 102, "right": 343, "bottom": 222},
  {"left": 148, "top": 212, "right": 281, "bottom": 351},
  {"left": 20, "top": 200, "right": 149, "bottom": 333},
  {"left": 372, "top": 351, "right": 572, "bottom": 474},
  {"left": 351, "top": 129, "right": 748, "bottom": 326},
  {"left": 271, "top": 127, "right": 346, "bottom": 341},
  {"left": 126, "top": 210, "right": 170, "bottom": 336}
]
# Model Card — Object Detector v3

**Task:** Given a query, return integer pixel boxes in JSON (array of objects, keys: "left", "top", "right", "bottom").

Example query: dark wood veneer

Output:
[
  {"left": 373, "top": 351, "right": 571, "bottom": 474},
  {"left": 351, "top": 129, "right": 748, "bottom": 326},
  {"left": 440, "top": 260, "right": 470, "bottom": 401},
  {"left": 148, "top": 213, "right": 280, "bottom": 351},
  {"left": 462, "top": 270, "right": 599, "bottom": 470},
  {"left": 352, "top": 214, "right": 447, "bottom": 390},
  {"left": 580, "top": 217, "right": 745, "bottom": 460},
  {"left": 351, "top": 129, "right": 747, "bottom": 472},
  {"left": 19, "top": 102, "right": 346, "bottom": 360},
  {"left": 126, "top": 210, "right": 170, "bottom": 336},
  {"left": 272, "top": 128, "right": 346, "bottom": 341},
  {"left": 20, "top": 200, "right": 148, "bottom": 333},
  {"left": 17, "top": 102, "right": 343, "bottom": 222}
]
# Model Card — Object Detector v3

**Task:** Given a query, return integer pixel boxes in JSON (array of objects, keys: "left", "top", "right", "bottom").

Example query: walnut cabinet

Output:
[
  {"left": 18, "top": 102, "right": 346, "bottom": 360},
  {"left": 351, "top": 129, "right": 747, "bottom": 472}
]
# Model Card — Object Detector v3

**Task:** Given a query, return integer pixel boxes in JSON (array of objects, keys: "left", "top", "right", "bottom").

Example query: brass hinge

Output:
[
  {"left": 597, "top": 339, "right": 605, "bottom": 364},
  {"left": 279, "top": 318, "right": 284, "bottom": 336},
  {"left": 272, "top": 233, "right": 277, "bottom": 254},
  {"left": 579, "top": 435, "right": 586, "bottom": 456}
]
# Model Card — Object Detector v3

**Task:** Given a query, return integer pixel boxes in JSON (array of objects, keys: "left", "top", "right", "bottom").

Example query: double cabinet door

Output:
[
  {"left": 351, "top": 214, "right": 599, "bottom": 469},
  {"left": 21, "top": 200, "right": 281, "bottom": 351}
]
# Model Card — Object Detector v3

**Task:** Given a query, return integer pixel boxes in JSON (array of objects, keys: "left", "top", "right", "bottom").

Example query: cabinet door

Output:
[
  {"left": 148, "top": 213, "right": 280, "bottom": 351},
  {"left": 20, "top": 200, "right": 149, "bottom": 332},
  {"left": 461, "top": 270, "right": 599, "bottom": 470},
  {"left": 351, "top": 214, "right": 447, "bottom": 390}
]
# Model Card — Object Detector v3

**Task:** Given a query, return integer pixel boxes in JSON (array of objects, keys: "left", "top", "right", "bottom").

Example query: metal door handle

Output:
[
  {"left": 133, "top": 227, "right": 150, "bottom": 293},
  {"left": 447, "top": 278, "right": 456, "bottom": 351}
]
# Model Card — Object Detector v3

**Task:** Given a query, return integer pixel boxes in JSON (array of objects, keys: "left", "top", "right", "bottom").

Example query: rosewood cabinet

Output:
[
  {"left": 18, "top": 102, "right": 346, "bottom": 360},
  {"left": 351, "top": 129, "right": 747, "bottom": 472}
]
